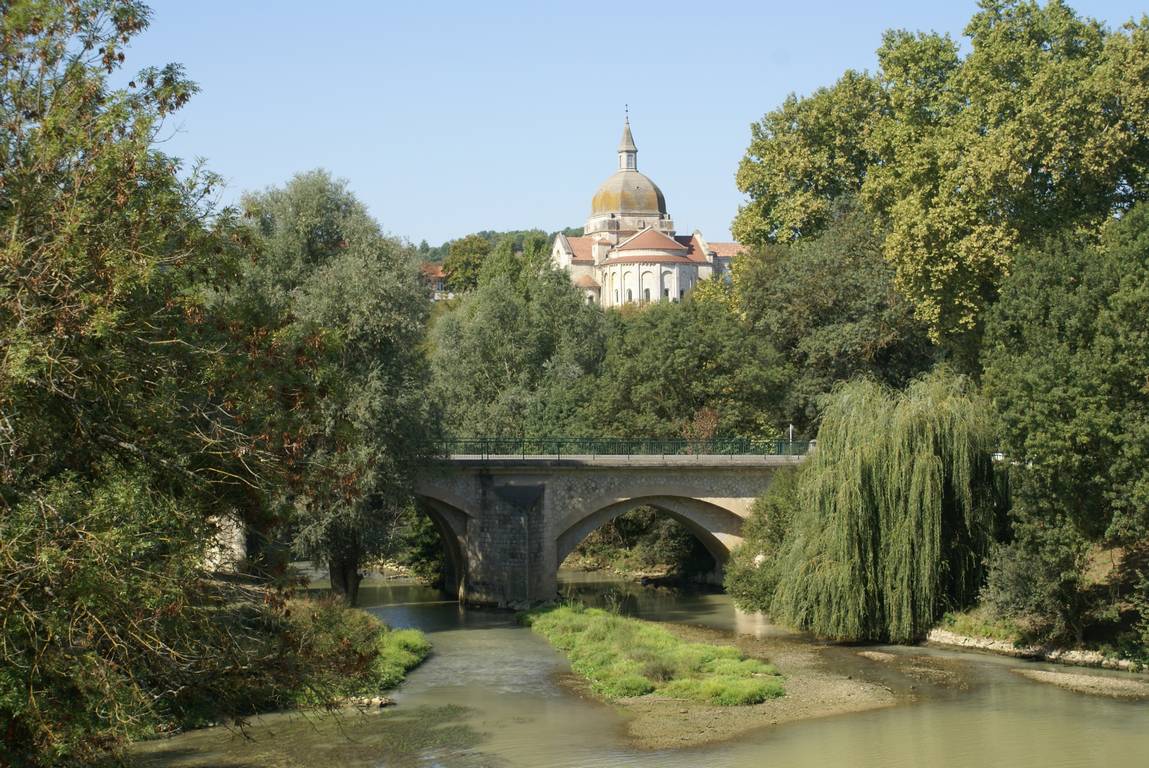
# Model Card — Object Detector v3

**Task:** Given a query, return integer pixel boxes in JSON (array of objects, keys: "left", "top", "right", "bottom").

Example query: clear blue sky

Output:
[{"left": 132, "top": 1, "right": 1146, "bottom": 245}]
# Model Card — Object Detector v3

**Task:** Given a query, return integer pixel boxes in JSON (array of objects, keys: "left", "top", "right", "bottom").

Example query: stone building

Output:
[{"left": 551, "top": 118, "right": 744, "bottom": 306}]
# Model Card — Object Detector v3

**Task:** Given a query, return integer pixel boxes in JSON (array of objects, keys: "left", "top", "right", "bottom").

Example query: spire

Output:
[{"left": 618, "top": 109, "right": 637, "bottom": 170}]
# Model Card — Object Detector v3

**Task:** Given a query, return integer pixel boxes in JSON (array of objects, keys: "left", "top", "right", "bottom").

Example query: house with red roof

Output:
[{"left": 551, "top": 118, "right": 744, "bottom": 306}]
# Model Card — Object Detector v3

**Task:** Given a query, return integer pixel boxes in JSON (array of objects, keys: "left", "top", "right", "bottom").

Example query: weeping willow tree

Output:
[{"left": 770, "top": 369, "right": 1001, "bottom": 642}]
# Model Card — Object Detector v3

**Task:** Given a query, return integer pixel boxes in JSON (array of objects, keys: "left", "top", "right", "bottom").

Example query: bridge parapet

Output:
[
  {"left": 438, "top": 437, "right": 812, "bottom": 462},
  {"left": 441, "top": 454, "right": 806, "bottom": 468}
]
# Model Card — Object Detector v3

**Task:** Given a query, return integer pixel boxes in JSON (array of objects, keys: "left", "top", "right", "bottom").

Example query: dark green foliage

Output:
[
  {"left": 1, "top": 470, "right": 251, "bottom": 764},
  {"left": 734, "top": 200, "right": 936, "bottom": 430},
  {"left": 724, "top": 466, "right": 802, "bottom": 611},
  {"left": 570, "top": 507, "right": 715, "bottom": 578},
  {"left": 767, "top": 370, "right": 1001, "bottom": 642},
  {"left": 983, "top": 208, "right": 1149, "bottom": 545},
  {"left": 981, "top": 205, "right": 1149, "bottom": 648},
  {"left": 585, "top": 298, "right": 788, "bottom": 439},
  {"left": 240, "top": 170, "right": 436, "bottom": 605},
  {"left": 431, "top": 236, "right": 606, "bottom": 437},
  {"left": 980, "top": 533, "right": 1092, "bottom": 645},
  {"left": 393, "top": 506, "right": 448, "bottom": 585}
]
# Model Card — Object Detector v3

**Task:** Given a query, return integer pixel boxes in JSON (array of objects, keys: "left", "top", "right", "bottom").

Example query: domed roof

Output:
[{"left": 591, "top": 170, "right": 667, "bottom": 216}]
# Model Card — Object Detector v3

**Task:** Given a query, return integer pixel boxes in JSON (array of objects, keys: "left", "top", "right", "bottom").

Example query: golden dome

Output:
[{"left": 591, "top": 170, "right": 667, "bottom": 216}]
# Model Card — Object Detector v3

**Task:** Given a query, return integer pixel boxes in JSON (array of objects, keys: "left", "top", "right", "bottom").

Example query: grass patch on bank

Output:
[
  {"left": 523, "top": 604, "right": 783, "bottom": 705},
  {"left": 939, "top": 607, "right": 1022, "bottom": 644}
]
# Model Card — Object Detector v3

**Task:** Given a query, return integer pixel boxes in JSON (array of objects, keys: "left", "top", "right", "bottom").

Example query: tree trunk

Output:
[{"left": 329, "top": 554, "right": 363, "bottom": 607}]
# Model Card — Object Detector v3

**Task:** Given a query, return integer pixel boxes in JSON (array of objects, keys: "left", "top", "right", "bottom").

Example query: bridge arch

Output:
[
  {"left": 411, "top": 493, "right": 471, "bottom": 600},
  {"left": 555, "top": 495, "right": 746, "bottom": 577}
]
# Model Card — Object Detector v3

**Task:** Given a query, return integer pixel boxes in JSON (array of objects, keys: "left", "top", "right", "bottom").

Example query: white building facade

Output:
[{"left": 551, "top": 119, "right": 744, "bottom": 307}]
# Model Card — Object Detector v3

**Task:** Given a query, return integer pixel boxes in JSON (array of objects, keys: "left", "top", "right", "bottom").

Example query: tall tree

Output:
[
  {"left": 766, "top": 370, "right": 1002, "bottom": 642},
  {"left": 0, "top": 2, "right": 308, "bottom": 762},
  {"left": 241, "top": 171, "right": 436, "bottom": 605},
  {"left": 734, "top": 1, "right": 1149, "bottom": 348},
  {"left": 981, "top": 205, "right": 1149, "bottom": 642},
  {"left": 733, "top": 70, "right": 886, "bottom": 246}
]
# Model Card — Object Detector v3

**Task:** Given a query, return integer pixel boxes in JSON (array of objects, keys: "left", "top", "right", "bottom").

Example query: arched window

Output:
[
  {"left": 626, "top": 289, "right": 633, "bottom": 303},
  {"left": 643, "top": 288, "right": 650, "bottom": 303}
]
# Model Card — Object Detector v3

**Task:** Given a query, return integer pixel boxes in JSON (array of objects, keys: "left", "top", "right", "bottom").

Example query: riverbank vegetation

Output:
[
  {"left": 524, "top": 605, "right": 784, "bottom": 705},
  {"left": 731, "top": 371, "right": 1004, "bottom": 643},
  {"left": 721, "top": 0, "right": 1149, "bottom": 662},
  {"left": 0, "top": 4, "right": 434, "bottom": 765}
]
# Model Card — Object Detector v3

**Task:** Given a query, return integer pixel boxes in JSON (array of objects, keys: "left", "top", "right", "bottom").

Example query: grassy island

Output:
[{"left": 524, "top": 605, "right": 783, "bottom": 705}]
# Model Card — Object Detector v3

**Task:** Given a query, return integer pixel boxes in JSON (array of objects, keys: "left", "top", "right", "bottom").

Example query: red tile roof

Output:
[
  {"left": 674, "top": 234, "right": 712, "bottom": 263},
  {"left": 573, "top": 274, "right": 600, "bottom": 288},
  {"left": 615, "top": 228, "right": 687, "bottom": 252},
  {"left": 708, "top": 241, "right": 745, "bottom": 258},
  {"left": 564, "top": 235, "right": 595, "bottom": 263},
  {"left": 421, "top": 262, "right": 445, "bottom": 279}
]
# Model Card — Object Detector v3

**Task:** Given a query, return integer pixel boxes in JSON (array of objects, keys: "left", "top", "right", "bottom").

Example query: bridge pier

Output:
[{"left": 415, "top": 455, "right": 802, "bottom": 608}]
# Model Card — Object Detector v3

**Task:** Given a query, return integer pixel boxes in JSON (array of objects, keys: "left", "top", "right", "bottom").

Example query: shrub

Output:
[
  {"left": 725, "top": 465, "right": 803, "bottom": 611},
  {"left": 286, "top": 599, "right": 431, "bottom": 702}
]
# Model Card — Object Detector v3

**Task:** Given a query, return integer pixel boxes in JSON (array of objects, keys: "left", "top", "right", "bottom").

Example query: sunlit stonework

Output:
[{"left": 551, "top": 118, "right": 743, "bottom": 306}]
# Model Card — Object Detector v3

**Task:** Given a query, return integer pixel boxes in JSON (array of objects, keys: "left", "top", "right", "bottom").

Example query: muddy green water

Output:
[{"left": 135, "top": 573, "right": 1148, "bottom": 768}]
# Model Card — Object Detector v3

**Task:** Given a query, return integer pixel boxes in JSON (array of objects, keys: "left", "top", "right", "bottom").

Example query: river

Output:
[{"left": 135, "top": 572, "right": 1149, "bottom": 767}]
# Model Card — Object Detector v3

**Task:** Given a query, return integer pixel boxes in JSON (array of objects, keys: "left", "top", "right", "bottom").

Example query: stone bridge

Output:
[{"left": 413, "top": 453, "right": 804, "bottom": 607}]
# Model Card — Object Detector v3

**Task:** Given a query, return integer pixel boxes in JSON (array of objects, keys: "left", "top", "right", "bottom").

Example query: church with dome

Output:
[{"left": 551, "top": 118, "right": 744, "bottom": 307}]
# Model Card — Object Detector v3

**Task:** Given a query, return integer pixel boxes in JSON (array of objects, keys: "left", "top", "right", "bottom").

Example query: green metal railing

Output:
[{"left": 437, "top": 437, "right": 812, "bottom": 460}]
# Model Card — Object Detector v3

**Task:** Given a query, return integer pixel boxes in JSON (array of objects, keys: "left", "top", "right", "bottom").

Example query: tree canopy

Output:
[
  {"left": 734, "top": 0, "right": 1149, "bottom": 347},
  {"left": 240, "top": 170, "right": 436, "bottom": 604},
  {"left": 431, "top": 234, "right": 606, "bottom": 437},
  {"left": 584, "top": 297, "right": 788, "bottom": 440},
  {"left": 733, "top": 200, "right": 936, "bottom": 431},
  {"left": 442, "top": 233, "right": 492, "bottom": 292},
  {"left": 768, "top": 371, "right": 1002, "bottom": 642}
]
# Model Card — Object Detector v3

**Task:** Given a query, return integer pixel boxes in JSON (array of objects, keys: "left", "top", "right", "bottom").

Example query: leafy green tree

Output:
[
  {"left": 733, "top": 70, "right": 885, "bottom": 246},
  {"left": 584, "top": 298, "right": 787, "bottom": 440},
  {"left": 724, "top": 465, "right": 804, "bottom": 611},
  {"left": 442, "top": 232, "right": 492, "bottom": 292},
  {"left": 984, "top": 210, "right": 1149, "bottom": 544},
  {"left": 765, "top": 370, "right": 1002, "bottom": 642},
  {"left": 981, "top": 205, "right": 1149, "bottom": 643},
  {"left": 241, "top": 171, "right": 436, "bottom": 605},
  {"left": 735, "top": 0, "right": 1149, "bottom": 347},
  {"left": 734, "top": 200, "right": 936, "bottom": 431},
  {"left": 0, "top": 2, "right": 317, "bottom": 762},
  {"left": 431, "top": 236, "right": 606, "bottom": 437}
]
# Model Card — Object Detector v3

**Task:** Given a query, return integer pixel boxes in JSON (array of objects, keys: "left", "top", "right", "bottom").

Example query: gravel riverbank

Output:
[{"left": 926, "top": 628, "right": 1147, "bottom": 673}]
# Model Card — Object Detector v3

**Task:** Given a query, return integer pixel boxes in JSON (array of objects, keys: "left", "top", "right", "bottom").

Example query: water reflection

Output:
[{"left": 136, "top": 573, "right": 1149, "bottom": 768}]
